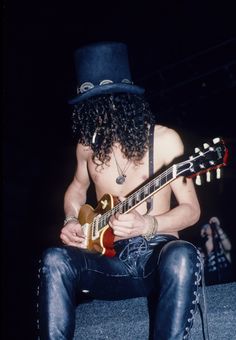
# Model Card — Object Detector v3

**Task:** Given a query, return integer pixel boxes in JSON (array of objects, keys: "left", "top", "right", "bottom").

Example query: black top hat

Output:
[{"left": 68, "top": 41, "right": 145, "bottom": 104}]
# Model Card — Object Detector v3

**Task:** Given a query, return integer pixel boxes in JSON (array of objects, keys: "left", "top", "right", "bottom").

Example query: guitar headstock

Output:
[{"left": 176, "top": 137, "right": 228, "bottom": 185}]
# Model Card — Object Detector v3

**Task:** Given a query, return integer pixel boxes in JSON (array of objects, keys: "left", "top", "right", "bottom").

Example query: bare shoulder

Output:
[
  {"left": 76, "top": 143, "right": 92, "bottom": 161},
  {"left": 74, "top": 143, "right": 92, "bottom": 184},
  {"left": 154, "top": 125, "right": 184, "bottom": 165}
]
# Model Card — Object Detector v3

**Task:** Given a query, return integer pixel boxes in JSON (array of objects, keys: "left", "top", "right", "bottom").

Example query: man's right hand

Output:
[{"left": 60, "top": 221, "right": 86, "bottom": 248}]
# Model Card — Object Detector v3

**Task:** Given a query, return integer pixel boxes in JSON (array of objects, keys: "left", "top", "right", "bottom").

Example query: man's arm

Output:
[
  {"left": 153, "top": 177, "right": 200, "bottom": 233},
  {"left": 155, "top": 127, "right": 200, "bottom": 233},
  {"left": 60, "top": 143, "right": 91, "bottom": 247}
]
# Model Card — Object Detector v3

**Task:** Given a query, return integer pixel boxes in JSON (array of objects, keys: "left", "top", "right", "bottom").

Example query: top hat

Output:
[{"left": 68, "top": 41, "right": 145, "bottom": 104}]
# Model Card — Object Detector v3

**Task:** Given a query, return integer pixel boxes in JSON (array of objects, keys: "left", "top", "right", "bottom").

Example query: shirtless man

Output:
[{"left": 39, "top": 42, "right": 201, "bottom": 340}]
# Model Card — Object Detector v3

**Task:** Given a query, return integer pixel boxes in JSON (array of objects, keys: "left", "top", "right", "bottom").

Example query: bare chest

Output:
[
  {"left": 88, "top": 152, "right": 149, "bottom": 199},
  {"left": 90, "top": 148, "right": 174, "bottom": 220}
]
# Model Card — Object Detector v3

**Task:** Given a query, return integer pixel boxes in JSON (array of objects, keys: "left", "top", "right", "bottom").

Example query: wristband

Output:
[
  {"left": 63, "top": 216, "right": 78, "bottom": 226},
  {"left": 143, "top": 215, "right": 158, "bottom": 241}
]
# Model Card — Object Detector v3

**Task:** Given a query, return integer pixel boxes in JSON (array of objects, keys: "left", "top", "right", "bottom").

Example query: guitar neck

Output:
[{"left": 97, "top": 165, "right": 177, "bottom": 231}]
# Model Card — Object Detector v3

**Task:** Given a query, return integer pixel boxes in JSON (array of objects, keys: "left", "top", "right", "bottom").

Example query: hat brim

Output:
[{"left": 68, "top": 83, "right": 145, "bottom": 104}]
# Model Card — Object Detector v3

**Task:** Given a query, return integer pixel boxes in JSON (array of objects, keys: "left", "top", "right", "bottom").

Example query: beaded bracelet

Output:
[
  {"left": 63, "top": 216, "right": 78, "bottom": 226},
  {"left": 143, "top": 215, "right": 159, "bottom": 241}
]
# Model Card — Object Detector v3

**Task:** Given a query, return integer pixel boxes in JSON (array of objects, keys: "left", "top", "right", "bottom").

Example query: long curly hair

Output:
[{"left": 72, "top": 93, "right": 155, "bottom": 166}]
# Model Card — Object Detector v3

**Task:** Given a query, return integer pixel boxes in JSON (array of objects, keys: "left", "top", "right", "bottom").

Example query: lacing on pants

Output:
[{"left": 183, "top": 249, "right": 210, "bottom": 340}]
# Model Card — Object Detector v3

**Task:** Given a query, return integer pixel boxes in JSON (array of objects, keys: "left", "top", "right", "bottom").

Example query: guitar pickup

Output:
[{"left": 81, "top": 223, "right": 90, "bottom": 246}]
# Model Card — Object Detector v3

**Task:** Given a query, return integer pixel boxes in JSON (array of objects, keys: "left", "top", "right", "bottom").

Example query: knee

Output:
[
  {"left": 159, "top": 240, "right": 199, "bottom": 279},
  {"left": 41, "top": 247, "right": 68, "bottom": 268},
  {"left": 40, "top": 247, "right": 80, "bottom": 278}
]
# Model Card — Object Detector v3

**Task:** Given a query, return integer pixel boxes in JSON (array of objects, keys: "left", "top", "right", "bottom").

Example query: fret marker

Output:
[
  {"left": 172, "top": 164, "right": 177, "bottom": 178},
  {"left": 128, "top": 198, "right": 133, "bottom": 207}
]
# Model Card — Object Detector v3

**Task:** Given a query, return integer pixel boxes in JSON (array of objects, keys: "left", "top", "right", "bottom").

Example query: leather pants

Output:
[{"left": 38, "top": 235, "right": 201, "bottom": 340}]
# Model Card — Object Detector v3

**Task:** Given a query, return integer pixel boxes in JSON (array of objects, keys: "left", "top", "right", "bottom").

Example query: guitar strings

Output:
[
  {"left": 99, "top": 165, "right": 175, "bottom": 226},
  {"left": 97, "top": 164, "right": 177, "bottom": 229},
  {"left": 97, "top": 150, "right": 216, "bottom": 229}
]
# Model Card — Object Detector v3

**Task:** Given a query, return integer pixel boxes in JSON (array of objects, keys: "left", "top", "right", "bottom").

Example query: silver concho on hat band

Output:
[
  {"left": 77, "top": 82, "right": 94, "bottom": 94},
  {"left": 99, "top": 79, "right": 114, "bottom": 85},
  {"left": 121, "top": 79, "right": 133, "bottom": 84},
  {"left": 77, "top": 78, "right": 133, "bottom": 94}
]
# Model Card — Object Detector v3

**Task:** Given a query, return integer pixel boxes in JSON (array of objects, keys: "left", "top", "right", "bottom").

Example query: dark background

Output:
[{"left": 2, "top": 1, "right": 236, "bottom": 339}]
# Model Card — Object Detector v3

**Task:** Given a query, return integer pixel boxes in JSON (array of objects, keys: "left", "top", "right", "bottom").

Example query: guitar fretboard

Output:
[{"left": 95, "top": 165, "right": 176, "bottom": 231}]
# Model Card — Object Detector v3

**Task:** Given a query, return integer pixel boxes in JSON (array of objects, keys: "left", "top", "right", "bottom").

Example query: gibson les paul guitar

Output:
[{"left": 78, "top": 137, "right": 228, "bottom": 257}]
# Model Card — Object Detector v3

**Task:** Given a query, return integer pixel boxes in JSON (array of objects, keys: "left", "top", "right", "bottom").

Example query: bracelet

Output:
[
  {"left": 143, "top": 215, "right": 159, "bottom": 241},
  {"left": 63, "top": 216, "right": 78, "bottom": 226}
]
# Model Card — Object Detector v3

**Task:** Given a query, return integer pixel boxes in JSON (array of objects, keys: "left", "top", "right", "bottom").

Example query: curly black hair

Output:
[{"left": 72, "top": 93, "right": 155, "bottom": 166}]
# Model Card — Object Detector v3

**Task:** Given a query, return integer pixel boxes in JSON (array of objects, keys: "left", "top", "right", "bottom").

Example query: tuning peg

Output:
[
  {"left": 213, "top": 137, "right": 220, "bottom": 144},
  {"left": 206, "top": 171, "right": 211, "bottom": 182},
  {"left": 216, "top": 168, "right": 221, "bottom": 179},
  {"left": 195, "top": 175, "right": 202, "bottom": 186},
  {"left": 195, "top": 147, "right": 200, "bottom": 153},
  {"left": 203, "top": 143, "right": 209, "bottom": 149}
]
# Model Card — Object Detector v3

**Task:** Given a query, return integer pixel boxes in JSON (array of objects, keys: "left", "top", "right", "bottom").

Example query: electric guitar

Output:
[{"left": 78, "top": 137, "right": 228, "bottom": 257}]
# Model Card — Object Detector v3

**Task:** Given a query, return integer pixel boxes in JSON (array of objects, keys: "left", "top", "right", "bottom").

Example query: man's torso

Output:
[{"left": 85, "top": 125, "right": 178, "bottom": 237}]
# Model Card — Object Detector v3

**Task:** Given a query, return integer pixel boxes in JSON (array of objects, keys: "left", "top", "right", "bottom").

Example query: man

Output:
[
  {"left": 39, "top": 42, "right": 201, "bottom": 339},
  {"left": 200, "top": 216, "right": 232, "bottom": 285}
]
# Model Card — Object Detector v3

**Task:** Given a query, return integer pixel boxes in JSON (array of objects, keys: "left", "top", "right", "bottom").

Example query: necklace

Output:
[{"left": 112, "top": 150, "right": 131, "bottom": 185}]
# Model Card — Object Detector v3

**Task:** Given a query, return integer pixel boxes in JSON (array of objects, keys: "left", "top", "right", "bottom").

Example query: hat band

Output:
[{"left": 77, "top": 78, "right": 133, "bottom": 94}]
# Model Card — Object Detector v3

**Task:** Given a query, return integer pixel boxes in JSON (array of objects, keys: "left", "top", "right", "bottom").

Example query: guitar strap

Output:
[{"left": 146, "top": 124, "right": 155, "bottom": 213}]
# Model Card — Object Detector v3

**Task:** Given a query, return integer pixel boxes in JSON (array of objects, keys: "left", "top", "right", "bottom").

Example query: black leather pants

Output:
[{"left": 38, "top": 235, "right": 201, "bottom": 340}]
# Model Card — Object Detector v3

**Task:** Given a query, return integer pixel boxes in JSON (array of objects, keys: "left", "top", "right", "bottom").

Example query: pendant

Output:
[{"left": 116, "top": 175, "right": 126, "bottom": 185}]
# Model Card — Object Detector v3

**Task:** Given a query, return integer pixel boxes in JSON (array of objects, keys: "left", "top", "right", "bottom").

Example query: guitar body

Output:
[{"left": 78, "top": 194, "right": 118, "bottom": 257}]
